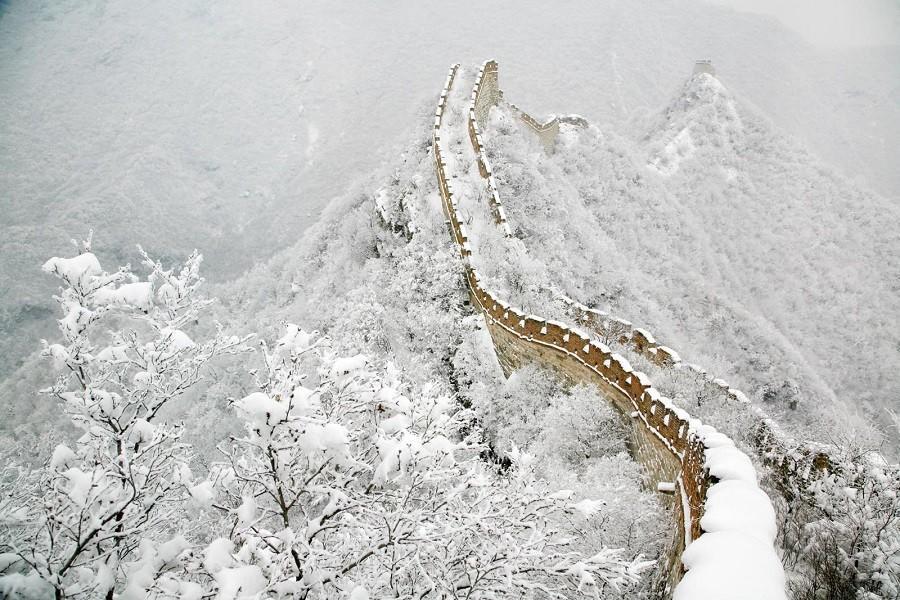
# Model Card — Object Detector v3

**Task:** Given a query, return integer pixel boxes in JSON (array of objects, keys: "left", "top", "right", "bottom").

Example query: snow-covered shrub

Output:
[
  {"left": 761, "top": 379, "right": 801, "bottom": 412},
  {"left": 550, "top": 454, "right": 666, "bottom": 569},
  {"left": 473, "top": 363, "right": 567, "bottom": 454},
  {"left": 204, "top": 326, "right": 653, "bottom": 598},
  {"left": 529, "top": 383, "right": 628, "bottom": 467},
  {"left": 0, "top": 468, "right": 40, "bottom": 597},
  {"left": 0, "top": 236, "right": 248, "bottom": 599},
  {"left": 459, "top": 345, "right": 666, "bottom": 592},
  {"left": 473, "top": 367, "right": 629, "bottom": 474}
]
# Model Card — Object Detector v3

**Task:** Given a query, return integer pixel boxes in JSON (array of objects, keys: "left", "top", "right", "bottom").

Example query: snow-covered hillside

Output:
[
  {"left": 0, "top": 115, "right": 667, "bottom": 598},
  {"left": 481, "top": 71, "right": 900, "bottom": 449},
  {"left": 426, "top": 62, "right": 896, "bottom": 598}
]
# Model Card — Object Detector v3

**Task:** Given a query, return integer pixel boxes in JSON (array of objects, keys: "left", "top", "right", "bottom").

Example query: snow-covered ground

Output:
[{"left": 1, "top": 0, "right": 897, "bottom": 380}]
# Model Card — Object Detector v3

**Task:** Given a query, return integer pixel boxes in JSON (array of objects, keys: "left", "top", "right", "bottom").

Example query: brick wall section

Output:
[
  {"left": 468, "top": 61, "right": 512, "bottom": 237},
  {"left": 437, "top": 63, "right": 699, "bottom": 592},
  {"left": 473, "top": 60, "right": 500, "bottom": 129},
  {"left": 473, "top": 59, "right": 563, "bottom": 153},
  {"left": 508, "top": 102, "right": 560, "bottom": 151},
  {"left": 463, "top": 268, "right": 703, "bottom": 593},
  {"left": 554, "top": 292, "right": 823, "bottom": 473}
]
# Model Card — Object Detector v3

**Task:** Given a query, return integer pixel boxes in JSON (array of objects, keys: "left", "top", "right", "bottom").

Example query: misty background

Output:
[{"left": 1, "top": 0, "right": 897, "bottom": 380}]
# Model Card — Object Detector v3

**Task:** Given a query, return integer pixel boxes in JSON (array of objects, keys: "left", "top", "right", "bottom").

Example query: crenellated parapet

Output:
[{"left": 551, "top": 287, "right": 828, "bottom": 489}]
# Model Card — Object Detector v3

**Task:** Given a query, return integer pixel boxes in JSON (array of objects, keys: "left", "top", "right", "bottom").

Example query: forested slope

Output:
[{"left": 484, "top": 72, "right": 900, "bottom": 448}]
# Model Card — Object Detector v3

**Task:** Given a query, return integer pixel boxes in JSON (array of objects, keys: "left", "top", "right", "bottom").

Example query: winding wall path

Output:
[{"left": 432, "top": 62, "right": 787, "bottom": 599}]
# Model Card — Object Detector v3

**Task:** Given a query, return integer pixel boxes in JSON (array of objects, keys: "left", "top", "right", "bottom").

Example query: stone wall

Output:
[
  {"left": 432, "top": 62, "right": 784, "bottom": 598},
  {"left": 473, "top": 60, "right": 500, "bottom": 129},
  {"left": 553, "top": 283, "right": 822, "bottom": 480},
  {"left": 468, "top": 62, "right": 512, "bottom": 237},
  {"left": 693, "top": 59, "right": 716, "bottom": 76},
  {"left": 508, "top": 102, "right": 560, "bottom": 152},
  {"left": 471, "top": 58, "right": 562, "bottom": 152}
]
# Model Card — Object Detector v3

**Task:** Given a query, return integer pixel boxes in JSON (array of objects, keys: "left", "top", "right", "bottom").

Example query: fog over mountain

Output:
[{"left": 1, "top": 0, "right": 897, "bottom": 379}]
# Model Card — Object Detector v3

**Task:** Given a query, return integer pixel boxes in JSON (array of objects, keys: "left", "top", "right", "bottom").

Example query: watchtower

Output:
[{"left": 693, "top": 59, "right": 716, "bottom": 76}]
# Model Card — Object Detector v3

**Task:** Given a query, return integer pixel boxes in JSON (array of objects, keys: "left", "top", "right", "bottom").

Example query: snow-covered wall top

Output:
[
  {"left": 468, "top": 62, "right": 512, "bottom": 238},
  {"left": 432, "top": 62, "right": 787, "bottom": 600}
]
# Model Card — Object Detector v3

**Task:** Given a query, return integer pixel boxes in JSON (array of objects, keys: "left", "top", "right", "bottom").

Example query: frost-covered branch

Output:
[
  {"left": 0, "top": 237, "right": 250, "bottom": 600},
  {"left": 201, "top": 325, "right": 652, "bottom": 598}
]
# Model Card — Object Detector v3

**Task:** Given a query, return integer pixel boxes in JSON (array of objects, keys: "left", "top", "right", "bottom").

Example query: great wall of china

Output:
[{"left": 432, "top": 61, "right": 791, "bottom": 598}]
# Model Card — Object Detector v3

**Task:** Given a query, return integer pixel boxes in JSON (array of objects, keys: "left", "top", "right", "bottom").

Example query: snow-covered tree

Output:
[
  {"left": 0, "top": 236, "right": 247, "bottom": 599},
  {"left": 466, "top": 361, "right": 666, "bottom": 579},
  {"left": 204, "top": 325, "right": 653, "bottom": 598},
  {"left": 776, "top": 444, "right": 900, "bottom": 600},
  {"left": 529, "top": 383, "right": 628, "bottom": 465}
]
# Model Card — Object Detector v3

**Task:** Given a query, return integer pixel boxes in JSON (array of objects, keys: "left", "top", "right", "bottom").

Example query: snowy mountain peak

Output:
[
  {"left": 679, "top": 72, "right": 736, "bottom": 116},
  {"left": 646, "top": 71, "right": 745, "bottom": 177}
]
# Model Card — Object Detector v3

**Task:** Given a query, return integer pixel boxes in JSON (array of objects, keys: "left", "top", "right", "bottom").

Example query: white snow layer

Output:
[
  {"left": 700, "top": 480, "right": 777, "bottom": 545},
  {"left": 675, "top": 531, "right": 786, "bottom": 600},
  {"left": 673, "top": 429, "right": 785, "bottom": 598},
  {"left": 94, "top": 282, "right": 154, "bottom": 312},
  {"left": 648, "top": 127, "right": 695, "bottom": 176},
  {"left": 41, "top": 253, "right": 102, "bottom": 287}
]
